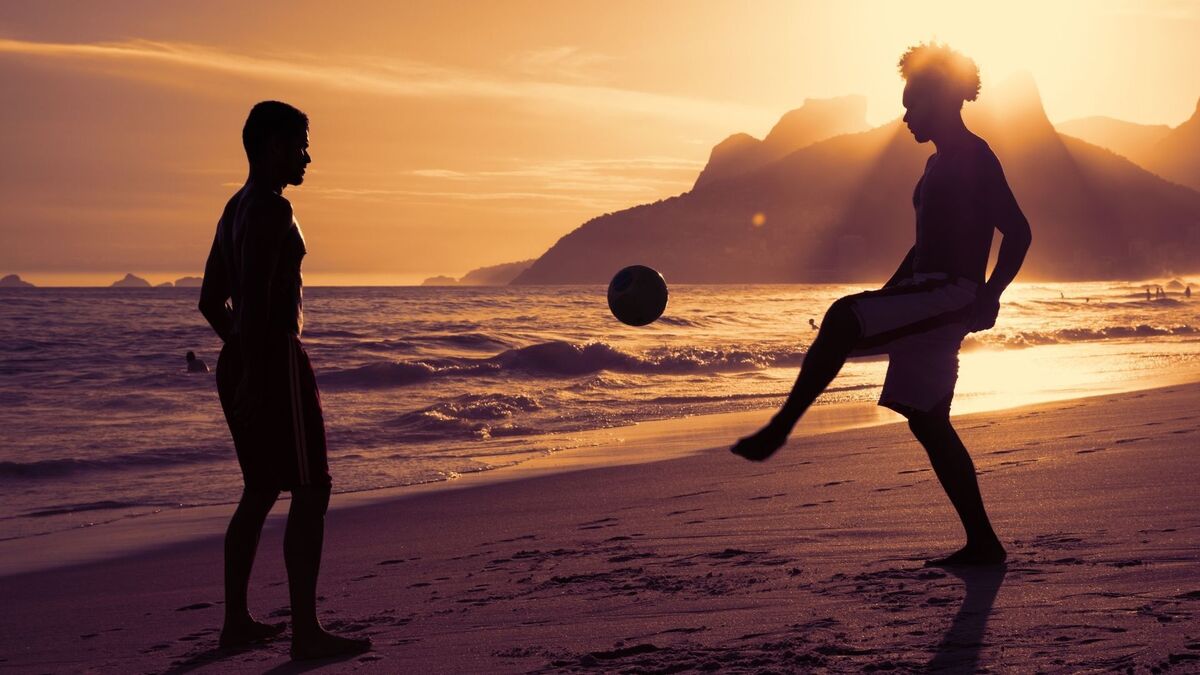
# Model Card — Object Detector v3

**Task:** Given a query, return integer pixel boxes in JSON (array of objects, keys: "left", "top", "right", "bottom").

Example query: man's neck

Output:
[
  {"left": 930, "top": 116, "right": 973, "bottom": 154},
  {"left": 246, "top": 169, "right": 286, "bottom": 195}
]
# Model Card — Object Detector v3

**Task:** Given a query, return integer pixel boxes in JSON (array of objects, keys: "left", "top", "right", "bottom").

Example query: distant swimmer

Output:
[
  {"left": 199, "top": 101, "right": 371, "bottom": 660},
  {"left": 1146, "top": 288, "right": 1152, "bottom": 301},
  {"left": 186, "top": 351, "right": 209, "bottom": 373},
  {"left": 731, "top": 43, "right": 1030, "bottom": 567},
  {"left": 1187, "top": 285, "right": 1192, "bottom": 299},
  {"left": 809, "top": 318, "right": 819, "bottom": 330}
]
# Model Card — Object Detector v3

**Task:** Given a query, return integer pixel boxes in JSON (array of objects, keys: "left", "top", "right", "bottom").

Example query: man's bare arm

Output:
[
  {"left": 883, "top": 246, "right": 916, "bottom": 288},
  {"left": 972, "top": 153, "right": 1032, "bottom": 331},
  {"left": 198, "top": 232, "right": 234, "bottom": 343},
  {"left": 237, "top": 197, "right": 291, "bottom": 390}
]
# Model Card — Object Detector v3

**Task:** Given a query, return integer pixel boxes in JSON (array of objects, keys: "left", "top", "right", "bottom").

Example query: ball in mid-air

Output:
[{"left": 607, "top": 265, "right": 668, "bottom": 326}]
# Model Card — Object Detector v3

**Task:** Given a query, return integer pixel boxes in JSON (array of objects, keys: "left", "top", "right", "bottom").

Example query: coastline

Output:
[{"left": 2, "top": 381, "right": 1198, "bottom": 672}]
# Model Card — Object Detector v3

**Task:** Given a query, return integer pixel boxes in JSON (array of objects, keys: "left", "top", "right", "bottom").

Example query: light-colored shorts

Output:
[{"left": 847, "top": 273, "right": 978, "bottom": 415}]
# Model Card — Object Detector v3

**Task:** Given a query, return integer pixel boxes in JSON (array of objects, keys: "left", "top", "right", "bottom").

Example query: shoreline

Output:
[
  {"left": 2, "top": 381, "right": 1198, "bottom": 672},
  {"left": 4, "top": 370, "right": 1200, "bottom": 579}
]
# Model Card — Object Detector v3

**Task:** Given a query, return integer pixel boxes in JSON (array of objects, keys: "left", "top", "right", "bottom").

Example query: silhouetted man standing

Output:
[
  {"left": 732, "top": 44, "right": 1031, "bottom": 567},
  {"left": 200, "top": 101, "right": 371, "bottom": 658}
]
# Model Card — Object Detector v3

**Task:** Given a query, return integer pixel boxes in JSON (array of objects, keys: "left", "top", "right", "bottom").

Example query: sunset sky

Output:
[{"left": 2, "top": 0, "right": 1199, "bottom": 285}]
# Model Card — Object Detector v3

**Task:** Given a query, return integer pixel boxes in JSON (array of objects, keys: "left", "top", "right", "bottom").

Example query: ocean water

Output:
[{"left": 2, "top": 281, "right": 1199, "bottom": 544}]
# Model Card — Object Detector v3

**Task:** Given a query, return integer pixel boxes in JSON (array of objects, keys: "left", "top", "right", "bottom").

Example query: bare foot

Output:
[
  {"left": 731, "top": 423, "right": 790, "bottom": 462},
  {"left": 924, "top": 541, "right": 1007, "bottom": 567},
  {"left": 291, "top": 629, "right": 372, "bottom": 661},
  {"left": 219, "top": 616, "right": 287, "bottom": 648}
]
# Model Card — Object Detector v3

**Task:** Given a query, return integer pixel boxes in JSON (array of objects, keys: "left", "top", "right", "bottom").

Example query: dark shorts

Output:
[
  {"left": 846, "top": 274, "right": 978, "bottom": 415},
  {"left": 217, "top": 334, "right": 331, "bottom": 491}
]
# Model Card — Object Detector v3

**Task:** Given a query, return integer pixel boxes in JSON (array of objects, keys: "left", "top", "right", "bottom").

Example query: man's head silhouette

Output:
[
  {"left": 242, "top": 101, "right": 311, "bottom": 186},
  {"left": 898, "top": 43, "right": 980, "bottom": 144}
]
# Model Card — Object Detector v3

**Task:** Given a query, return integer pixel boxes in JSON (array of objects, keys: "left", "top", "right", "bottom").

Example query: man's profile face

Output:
[
  {"left": 284, "top": 131, "right": 311, "bottom": 186},
  {"left": 902, "top": 78, "right": 936, "bottom": 144}
]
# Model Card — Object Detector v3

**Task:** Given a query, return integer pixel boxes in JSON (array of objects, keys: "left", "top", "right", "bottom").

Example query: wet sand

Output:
[{"left": 2, "top": 383, "right": 1199, "bottom": 673}]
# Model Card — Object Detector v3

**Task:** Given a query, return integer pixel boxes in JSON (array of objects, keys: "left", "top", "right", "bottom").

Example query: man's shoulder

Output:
[
  {"left": 239, "top": 190, "right": 295, "bottom": 239},
  {"left": 950, "top": 136, "right": 1003, "bottom": 179},
  {"left": 243, "top": 189, "right": 293, "bottom": 220}
]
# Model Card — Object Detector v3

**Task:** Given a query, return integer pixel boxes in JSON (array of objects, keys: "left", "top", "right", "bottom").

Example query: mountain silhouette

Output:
[
  {"left": 693, "top": 96, "right": 870, "bottom": 189},
  {"left": 1143, "top": 98, "right": 1200, "bottom": 191},
  {"left": 1055, "top": 116, "right": 1170, "bottom": 167},
  {"left": 1057, "top": 99, "right": 1200, "bottom": 192},
  {"left": 513, "top": 74, "right": 1200, "bottom": 284}
]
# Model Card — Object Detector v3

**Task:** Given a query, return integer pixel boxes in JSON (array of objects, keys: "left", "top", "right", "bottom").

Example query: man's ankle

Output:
[
  {"left": 224, "top": 610, "right": 252, "bottom": 625},
  {"left": 967, "top": 534, "right": 1003, "bottom": 549},
  {"left": 769, "top": 414, "right": 798, "bottom": 434},
  {"left": 291, "top": 620, "right": 323, "bottom": 638}
]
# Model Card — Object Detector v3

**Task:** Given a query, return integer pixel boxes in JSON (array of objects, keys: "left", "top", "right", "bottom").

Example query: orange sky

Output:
[{"left": 2, "top": 0, "right": 1198, "bottom": 285}]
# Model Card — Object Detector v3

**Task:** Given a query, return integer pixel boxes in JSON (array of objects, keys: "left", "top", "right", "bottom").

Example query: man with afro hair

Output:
[{"left": 733, "top": 43, "right": 1031, "bottom": 567}]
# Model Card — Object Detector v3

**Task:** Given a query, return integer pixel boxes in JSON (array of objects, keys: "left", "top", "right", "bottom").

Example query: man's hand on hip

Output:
[{"left": 968, "top": 294, "right": 1001, "bottom": 333}]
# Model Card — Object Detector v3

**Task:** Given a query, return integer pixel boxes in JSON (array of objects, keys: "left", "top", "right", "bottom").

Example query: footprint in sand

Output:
[
  {"left": 579, "top": 517, "right": 619, "bottom": 530},
  {"left": 174, "top": 602, "right": 214, "bottom": 612},
  {"left": 140, "top": 643, "right": 171, "bottom": 654},
  {"left": 495, "top": 534, "right": 538, "bottom": 544},
  {"left": 669, "top": 490, "right": 716, "bottom": 499},
  {"left": 999, "top": 459, "right": 1039, "bottom": 467}
]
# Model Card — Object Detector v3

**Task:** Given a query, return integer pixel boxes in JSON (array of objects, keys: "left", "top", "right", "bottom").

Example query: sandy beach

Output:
[{"left": 3, "top": 382, "right": 1199, "bottom": 673}]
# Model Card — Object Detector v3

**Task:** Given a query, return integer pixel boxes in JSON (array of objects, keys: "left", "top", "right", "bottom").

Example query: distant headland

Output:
[
  {"left": 0, "top": 274, "right": 35, "bottom": 288},
  {"left": 423, "top": 260, "right": 535, "bottom": 286}
]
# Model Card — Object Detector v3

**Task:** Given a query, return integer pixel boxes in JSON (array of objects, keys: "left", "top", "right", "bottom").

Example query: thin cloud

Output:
[
  {"left": 0, "top": 37, "right": 771, "bottom": 126},
  {"left": 397, "top": 156, "right": 704, "bottom": 207},
  {"left": 508, "top": 46, "right": 617, "bottom": 81},
  {"left": 407, "top": 156, "right": 703, "bottom": 180}
]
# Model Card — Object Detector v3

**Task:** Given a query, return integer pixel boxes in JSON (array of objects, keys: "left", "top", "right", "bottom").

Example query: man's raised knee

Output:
[{"left": 823, "top": 297, "right": 863, "bottom": 338}]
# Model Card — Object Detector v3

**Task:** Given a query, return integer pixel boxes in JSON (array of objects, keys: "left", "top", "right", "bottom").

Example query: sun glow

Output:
[{"left": 954, "top": 341, "right": 1200, "bottom": 415}]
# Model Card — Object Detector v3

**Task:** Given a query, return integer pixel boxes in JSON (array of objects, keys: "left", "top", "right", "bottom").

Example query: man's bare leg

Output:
[
  {"left": 285, "top": 485, "right": 371, "bottom": 660},
  {"left": 907, "top": 406, "right": 1006, "bottom": 566},
  {"left": 221, "top": 487, "right": 287, "bottom": 648},
  {"left": 732, "top": 297, "right": 862, "bottom": 461}
]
